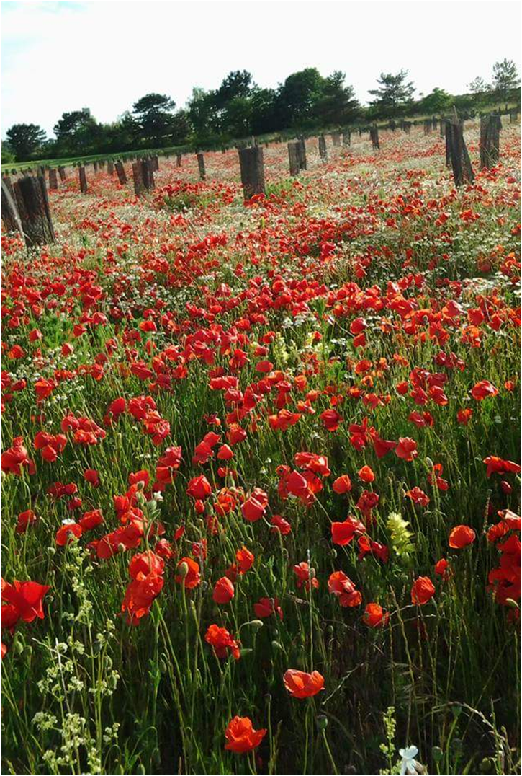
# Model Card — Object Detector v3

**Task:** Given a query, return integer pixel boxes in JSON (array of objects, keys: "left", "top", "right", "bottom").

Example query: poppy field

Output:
[{"left": 1, "top": 123, "right": 521, "bottom": 775}]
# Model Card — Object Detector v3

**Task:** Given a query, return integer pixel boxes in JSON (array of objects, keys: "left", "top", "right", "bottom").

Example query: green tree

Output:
[
  {"left": 369, "top": 70, "right": 415, "bottom": 118},
  {"left": 468, "top": 76, "right": 490, "bottom": 95},
  {"left": 132, "top": 93, "right": 176, "bottom": 146},
  {"left": 5, "top": 123, "right": 47, "bottom": 161},
  {"left": 250, "top": 88, "right": 279, "bottom": 135},
  {"left": 277, "top": 68, "right": 325, "bottom": 126},
  {"left": 215, "top": 70, "right": 253, "bottom": 108},
  {"left": 187, "top": 88, "right": 220, "bottom": 142},
  {"left": 1, "top": 140, "right": 15, "bottom": 164},
  {"left": 313, "top": 71, "right": 360, "bottom": 125},
  {"left": 491, "top": 59, "right": 520, "bottom": 102},
  {"left": 53, "top": 108, "right": 99, "bottom": 154},
  {"left": 419, "top": 87, "right": 453, "bottom": 114}
]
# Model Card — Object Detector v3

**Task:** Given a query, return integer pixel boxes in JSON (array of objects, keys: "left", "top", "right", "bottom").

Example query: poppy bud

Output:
[
  {"left": 242, "top": 619, "right": 264, "bottom": 631},
  {"left": 177, "top": 561, "right": 189, "bottom": 578}
]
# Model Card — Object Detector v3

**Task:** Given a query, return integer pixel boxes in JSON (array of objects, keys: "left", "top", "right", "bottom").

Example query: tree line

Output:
[{"left": 2, "top": 60, "right": 520, "bottom": 163}]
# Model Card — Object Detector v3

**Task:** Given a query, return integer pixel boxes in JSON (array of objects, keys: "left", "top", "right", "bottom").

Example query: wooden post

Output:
[
  {"left": 318, "top": 134, "right": 328, "bottom": 161},
  {"left": 238, "top": 145, "right": 265, "bottom": 200},
  {"left": 1, "top": 177, "right": 22, "bottom": 235},
  {"left": 288, "top": 140, "right": 301, "bottom": 176},
  {"left": 49, "top": 168, "right": 59, "bottom": 190},
  {"left": 93, "top": 161, "right": 98, "bottom": 173},
  {"left": 389, "top": 119, "right": 396, "bottom": 132},
  {"left": 115, "top": 161, "right": 127, "bottom": 184},
  {"left": 342, "top": 130, "right": 351, "bottom": 146},
  {"left": 298, "top": 137, "right": 307, "bottom": 170},
  {"left": 440, "top": 117, "right": 446, "bottom": 137},
  {"left": 107, "top": 160, "right": 114, "bottom": 176},
  {"left": 480, "top": 114, "right": 501, "bottom": 169},
  {"left": 152, "top": 155, "right": 159, "bottom": 172},
  {"left": 370, "top": 125, "right": 379, "bottom": 149},
  {"left": 176, "top": 153, "right": 182, "bottom": 167},
  {"left": 79, "top": 166, "right": 88, "bottom": 194},
  {"left": 445, "top": 118, "right": 474, "bottom": 186},
  {"left": 132, "top": 161, "right": 144, "bottom": 195},
  {"left": 197, "top": 152, "right": 205, "bottom": 180},
  {"left": 331, "top": 131, "right": 341, "bottom": 147},
  {"left": 142, "top": 158, "right": 155, "bottom": 190},
  {"left": 58, "top": 166, "right": 67, "bottom": 181},
  {"left": 9, "top": 175, "right": 55, "bottom": 246},
  {"left": 423, "top": 119, "right": 431, "bottom": 135}
]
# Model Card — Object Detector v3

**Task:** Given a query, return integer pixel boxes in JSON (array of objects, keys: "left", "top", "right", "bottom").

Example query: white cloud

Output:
[{"left": 1, "top": 0, "right": 521, "bottom": 137}]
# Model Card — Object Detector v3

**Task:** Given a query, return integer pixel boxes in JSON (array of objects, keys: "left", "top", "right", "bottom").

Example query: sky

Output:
[{"left": 1, "top": 0, "right": 521, "bottom": 138}]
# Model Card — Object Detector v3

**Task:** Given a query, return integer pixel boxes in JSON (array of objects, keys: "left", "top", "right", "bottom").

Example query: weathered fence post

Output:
[
  {"left": 142, "top": 158, "right": 155, "bottom": 190},
  {"left": 58, "top": 166, "right": 67, "bottom": 181},
  {"left": 49, "top": 168, "right": 59, "bottom": 191},
  {"left": 132, "top": 162, "right": 144, "bottom": 195},
  {"left": 152, "top": 155, "right": 159, "bottom": 172},
  {"left": 79, "top": 166, "right": 88, "bottom": 194},
  {"left": 342, "top": 130, "right": 351, "bottom": 146},
  {"left": 480, "top": 114, "right": 501, "bottom": 169},
  {"left": 93, "top": 161, "right": 98, "bottom": 173},
  {"left": 238, "top": 145, "right": 265, "bottom": 200},
  {"left": 288, "top": 140, "right": 301, "bottom": 176},
  {"left": 115, "top": 161, "right": 127, "bottom": 184},
  {"left": 423, "top": 119, "right": 431, "bottom": 135},
  {"left": 197, "top": 152, "right": 206, "bottom": 180},
  {"left": 107, "top": 160, "right": 114, "bottom": 176},
  {"left": 370, "top": 125, "right": 380, "bottom": 149},
  {"left": 445, "top": 118, "right": 474, "bottom": 186},
  {"left": 1, "top": 177, "right": 22, "bottom": 234},
  {"left": 318, "top": 134, "right": 328, "bottom": 161},
  {"left": 3, "top": 175, "right": 55, "bottom": 246},
  {"left": 176, "top": 153, "right": 182, "bottom": 167}
]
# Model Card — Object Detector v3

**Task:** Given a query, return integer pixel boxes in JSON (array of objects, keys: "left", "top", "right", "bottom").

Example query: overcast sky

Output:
[{"left": 1, "top": 0, "right": 521, "bottom": 137}]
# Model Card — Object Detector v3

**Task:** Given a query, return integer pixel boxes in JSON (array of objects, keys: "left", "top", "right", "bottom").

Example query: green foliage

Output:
[
  {"left": 5, "top": 123, "right": 47, "bottom": 161},
  {"left": 419, "top": 87, "right": 454, "bottom": 114},
  {"left": 369, "top": 70, "right": 416, "bottom": 118}
]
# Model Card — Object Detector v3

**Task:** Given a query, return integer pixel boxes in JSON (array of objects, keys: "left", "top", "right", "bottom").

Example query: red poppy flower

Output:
[
  {"left": 471, "top": 381, "right": 498, "bottom": 401},
  {"left": 213, "top": 576, "right": 235, "bottom": 604},
  {"left": 449, "top": 525, "right": 476, "bottom": 549},
  {"left": 254, "top": 596, "right": 283, "bottom": 619},
  {"left": 358, "top": 465, "right": 375, "bottom": 483},
  {"left": 2, "top": 580, "right": 50, "bottom": 622},
  {"left": 328, "top": 571, "right": 362, "bottom": 607},
  {"left": 16, "top": 510, "right": 37, "bottom": 534},
  {"left": 320, "top": 409, "right": 342, "bottom": 432},
  {"left": 411, "top": 576, "right": 435, "bottom": 605},
  {"left": 241, "top": 488, "right": 268, "bottom": 522},
  {"left": 363, "top": 603, "right": 389, "bottom": 628},
  {"left": 283, "top": 669, "right": 324, "bottom": 698},
  {"left": 395, "top": 438, "right": 418, "bottom": 462},
  {"left": 224, "top": 716, "right": 266, "bottom": 753},
  {"left": 331, "top": 515, "right": 366, "bottom": 546},
  {"left": 236, "top": 547, "right": 254, "bottom": 573},
  {"left": 186, "top": 475, "right": 213, "bottom": 500},
  {"left": 270, "top": 515, "right": 292, "bottom": 534},
  {"left": 332, "top": 475, "right": 352, "bottom": 494},
  {"left": 55, "top": 521, "right": 83, "bottom": 546},
  {"left": 205, "top": 624, "right": 240, "bottom": 660}
]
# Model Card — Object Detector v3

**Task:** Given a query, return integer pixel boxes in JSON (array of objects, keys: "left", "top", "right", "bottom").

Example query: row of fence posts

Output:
[{"left": 1, "top": 110, "right": 515, "bottom": 246}]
